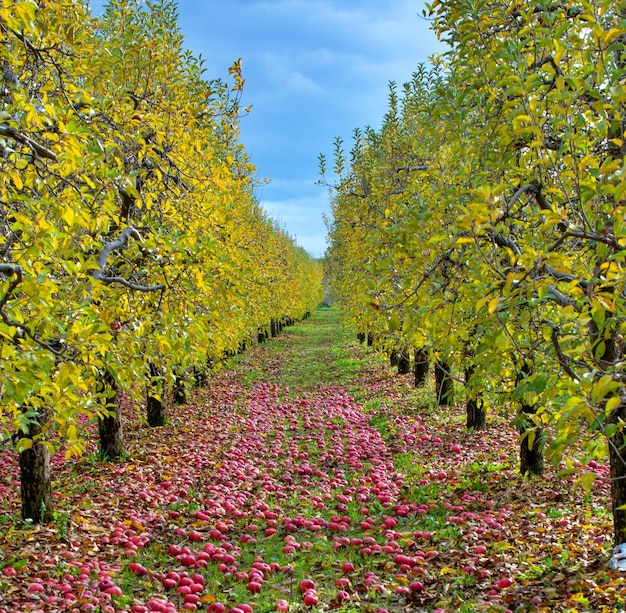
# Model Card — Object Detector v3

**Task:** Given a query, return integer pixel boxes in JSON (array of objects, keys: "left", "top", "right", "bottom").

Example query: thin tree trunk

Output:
[
  {"left": 608, "top": 402, "right": 626, "bottom": 545},
  {"left": 465, "top": 365, "right": 486, "bottom": 430},
  {"left": 597, "top": 35, "right": 625, "bottom": 545},
  {"left": 367, "top": 333, "right": 374, "bottom": 347},
  {"left": 147, "top": 362, "right": 166, "bottom": 427},
  {"left": 414, "top": 349, "right": 428, "bottom": 387},
  {"left": 193, "top": 363, "right": 208, "bottom": 388},
  {"left": 516, "top": 363, "right": 544, "bottom": 476},
  {"left": 587, "top": 316, "right": 626, "bottom": 543},
  {"left": 435, "top": 361, "right": 454, "bottom": 406},
  {"left": 97, "top": 371, "right": 124, "bottom": 461},
  {"left": 173, "top": 369, "right": 188, "bottom": 405},
  {"left": 397, "top": 350, "right": 411, "bottom": 375},
  {"left": 19, "top": 406, "right": 52, "bottom": 523},
  {"left": 519, "top": 411, "right": 545, "bottom": 476}
]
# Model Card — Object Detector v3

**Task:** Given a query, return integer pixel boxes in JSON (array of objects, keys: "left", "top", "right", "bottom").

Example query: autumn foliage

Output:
[
  {"left": 0, "top": 0, "right": 322, "bottom": 518},
  {"left": 322, "top": 1, "right": 626, "bottom": 544}
]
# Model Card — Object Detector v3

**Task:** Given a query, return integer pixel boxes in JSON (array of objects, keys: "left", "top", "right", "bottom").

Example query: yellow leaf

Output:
[
  {"left": 605, "top": 396, "right": 621, "bottom": 412},
  {"left": 603, "top": 28, "right": 624, "bottom": 46},
  {"left": 201, "top": 594, "right": 217, "bottom": 604},
  {"left": 73, "top": 514, "right": 89, "bottom": 524},
  {"left": 475, "top": 295, "right": 490, "bottom": 313},
  {"left": 16, "top": 438, "right": 33, "bottom": 452},
  {"left": 62, "top": 207, "right": 75, "bottom": 226}
]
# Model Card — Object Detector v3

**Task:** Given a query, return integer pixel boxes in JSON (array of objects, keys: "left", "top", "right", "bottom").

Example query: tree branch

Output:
[
  {"left": 0, "top": 124, "right": 57, "bottom": 161},
  {"left": 546, "top": 284, "right": 579, "bottom": 309},
  {"left": 504, "top": 183, "right": 535, "bottom": 216},
  {"left": 94, "top": 227, "right": 165, "bottom": 292},
  {"left": 0, "top": 264, "right": 23, "bottom": 313},
  {"left": 491, "top": 230, "right": 521, "bottom": 255},
  {"left": 531, "top": 54, "right": 564, "bottom": 76},
  {"left": 542, "top": 320, "right": 580, "bottom": 382},
  {"left": 544, "top": 264, "right": 589, "bottom": 292},
  {"left": 528, "top": 181, "right": 554, "bottom": 212},
  {"left": 0, "top": 264, "right": 66, "bottom": 356}
]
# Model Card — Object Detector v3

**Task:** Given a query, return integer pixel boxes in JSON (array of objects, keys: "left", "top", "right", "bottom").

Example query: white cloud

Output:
[
  {"left": 261, "top": 193, "right": 331, "bottom": 257},
  {"left": 255, "top": 52, "right": 326, "bottom": 95},
  {"left": 90, "top": 0, "right": 442, "bottom": 258}
]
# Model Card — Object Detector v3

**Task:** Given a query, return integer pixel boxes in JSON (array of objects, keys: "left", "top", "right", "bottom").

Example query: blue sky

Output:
[{"left": 89, "top": 1, "right": 442, "bottom": 257}]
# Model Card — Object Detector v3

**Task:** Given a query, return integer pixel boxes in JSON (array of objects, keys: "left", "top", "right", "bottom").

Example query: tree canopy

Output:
[
  {"left": 323, "top": 0, "right": 626, "bottom": 544},
  {"left": 0, "top": 0, "right": 323, "bottom": 460}
]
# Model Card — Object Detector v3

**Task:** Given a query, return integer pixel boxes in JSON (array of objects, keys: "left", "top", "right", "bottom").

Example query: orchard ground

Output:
[{"left": 0, "top": 306, "right": 624, "bottom": 613}]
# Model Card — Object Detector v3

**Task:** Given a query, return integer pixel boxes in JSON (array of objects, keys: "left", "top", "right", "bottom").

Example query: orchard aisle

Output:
[{"left": 0, "top": 307, "right": 621, "bottom": 613}]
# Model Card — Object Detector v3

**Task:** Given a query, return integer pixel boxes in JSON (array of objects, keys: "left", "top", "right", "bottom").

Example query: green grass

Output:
[{"left": 227, "top": 306, "right": 375, "bottom": 391}]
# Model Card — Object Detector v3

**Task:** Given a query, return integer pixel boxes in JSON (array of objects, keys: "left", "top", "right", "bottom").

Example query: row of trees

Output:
[
  {"left": 0, "top": 0, "right": 323, "bottom": 522},
  {"left": 322, "top": 0, "right": 626, "bottom": 545}
]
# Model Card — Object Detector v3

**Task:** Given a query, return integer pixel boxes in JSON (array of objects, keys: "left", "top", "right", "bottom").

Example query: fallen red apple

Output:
[
  {"left": 298, "top": 579, "right": 315, "bottom": 593},
  {"left": 341, "top": 562, "right": 355, "bottom": 573}
]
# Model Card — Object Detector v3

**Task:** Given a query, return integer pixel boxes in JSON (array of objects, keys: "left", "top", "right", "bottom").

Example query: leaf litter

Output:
[{"left": 0, "top": 311, "right": 624, "bottom": 613}]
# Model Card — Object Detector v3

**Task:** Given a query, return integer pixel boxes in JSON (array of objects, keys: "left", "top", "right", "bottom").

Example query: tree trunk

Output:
[
  {"left": 516, "top": 363, "right": 544, "bottom": 476},
  {"left": 397, "top": 350, "right": 411, "bottom": 374},
  {"left": 97, "top": 371, "right": 124, "bottom": 461},
  {"left": 465, "top": 365, "right": 486, "bottom": 430},
  {"left": 414, "top": 349, "right": 428, "bottom": 387},
  {"left": 19, "top": 406, "right": 52, "bottom": 523},
  {"left": 367, "top": 333, "right": 374, "bottom": 347},
  {"left": 519, "top": 412, "right": 545, "bottom": 476},
  {"left": 608, "top": 402, "right": 626, "bottom": 545},
  {"left": 389, "top": 350, "right": 398, "bottom": 368},
  {"left": 357, "top": 332, "right": 366, "bottom": 344},
  {"left": 595, "top": 45, "right": 625, "bottom": 543},
  {"left": 147, "top": 362, "right": 166, "bottom": 427},
  {"left": 435, "top": 361, "right": 454, "bottom": 406},
  {"left": 173, "top": 370, "right": 188, "bottom": 405},
  {"left": 271, "top": 319, "right": 278, "bottom": 337},
  {"left": 193, "top": 364, "right": 208, "bottom": 388}
]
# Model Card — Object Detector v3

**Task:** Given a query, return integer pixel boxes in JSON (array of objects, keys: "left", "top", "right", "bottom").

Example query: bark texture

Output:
[
  {"left": 414, "top": 349, "right": 428, "bottom": 387},
  {"left": 608, "top": 402, "right": 626, "bottom": 545},
  {"left": 435, "top": 361, "right": 454, "bottom": 406},
  {"left": 173, "top": 371, "right": 188, "bottom": 405},
  {"left": 97, "top": 371, "right": 124, "bottom": 461},
  {"left": 19, "top": 408, "right": 52, "bottom": 523},
  {"left": 147, "top": 362, "right": 166, "bottom": 427},
  {"left": 465, "top": 365, "right": 486, "bottom": 430},
  {"left": 516, "top": 363, "right": 544, "bottom": 476},
  {"left": 397, "top": 350, "right": 411, "bottom": 375},
  {"left": 519, "top": 416, "right": 545, "bottom": 477}
]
